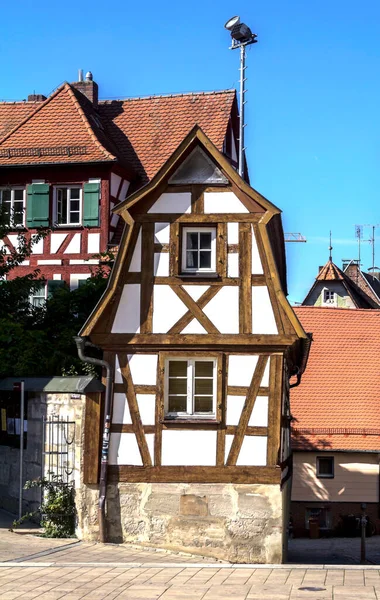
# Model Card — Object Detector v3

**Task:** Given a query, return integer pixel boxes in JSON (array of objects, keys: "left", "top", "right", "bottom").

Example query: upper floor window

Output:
[
  {"left": 0, "top": 188, "right": 25, "bottom": 227},
  {"left": 164, "top": 358, "right": 216, "bottom": 419},
  {"left": 54, "top": 186, "right": 82, "bottom": 226},
  {"left": 323, "top": 289, "right": 335, "bottom": 305},
  {"left": 181, "top": 226, "right": 216, "bottom": 275},
  {"left": 316, "top": 456, "right": 334, "bottom": 479}
]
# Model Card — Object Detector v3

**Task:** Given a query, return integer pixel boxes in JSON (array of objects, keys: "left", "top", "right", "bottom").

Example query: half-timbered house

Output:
[{"left": 79, "top": 127, "right": 309, "bottom": 563}]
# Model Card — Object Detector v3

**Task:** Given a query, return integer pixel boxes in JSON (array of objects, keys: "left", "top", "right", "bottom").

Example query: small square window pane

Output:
[
  {"left": 194, "top": 378, "right": 213, "bottom": 395},
  {"left": 70, "top": 188, "right": 80, "bottom": 199},
  {"left": 2, "top": 190, "right": 11, "bottom": 202},
  {"left": 318, "top": 458, "right": 333, "bottom": 476},
  {"left": 168, "top": 378, "right": 187, "bottom": 395},
  {"left": 186, "top": 232, "right": 199, "bottom": 250},
  {"left": 168, "top": 395, "right": 187, "bottom": 412},
  {"left": 199, "top": 251, "right": 211, "bottom": 268},
  {"left": 199, "top": 232, "right": 212, "bottom": 249},
  {"left": 169, "top": 361, "right": 187, "bottom": 377},
  {"left": 195, "top": 361, "right": 214, "bottom": 377},
  {"left": 194, "top": 396, "right": 213, "bottom": 412},
  {"left": 186, "top": 251, "right": 198, "bottom": 269},
  {"left": 69, "top": 212, "right": 80, "bottom": 224},
  {"left": 14, "top": 189, "right": 24, "bottom": 201},
  {"left": 71, "top": 200, "right": 80, "bottom": 211}
]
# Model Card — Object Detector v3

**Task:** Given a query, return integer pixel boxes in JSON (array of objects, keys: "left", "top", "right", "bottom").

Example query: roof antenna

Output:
[{"left": 329, "top": 231, "right": 333, "bottom": 262}]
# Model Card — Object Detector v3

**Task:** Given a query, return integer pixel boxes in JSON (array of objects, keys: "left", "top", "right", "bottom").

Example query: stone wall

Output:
[{"left": 103, "top": 482, "right": 283, "bottom": 563}]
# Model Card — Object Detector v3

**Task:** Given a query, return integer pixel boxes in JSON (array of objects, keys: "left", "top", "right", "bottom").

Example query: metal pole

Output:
[
  {"left": 19, "top": 380, "right": 25, "bottom": 520},
  {"left": 238, "top": 44, "right": 246, "bottom": 177},
  {"left": 360, "top": 503, "right": 366, "bottom": 564}
]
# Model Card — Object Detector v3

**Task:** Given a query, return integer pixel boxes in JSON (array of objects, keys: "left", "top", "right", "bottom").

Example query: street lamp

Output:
[{"left": 224, "top": 16, "right": 257, "bottom": 177}]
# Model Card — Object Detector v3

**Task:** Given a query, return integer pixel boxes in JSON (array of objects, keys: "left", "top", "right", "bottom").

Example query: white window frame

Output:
[
  {"left": 323, "top": 288, "right": 335, "bottom": 305},
  {"left": 53, "top": 185, "right": 82, "bottom": 227},
  {"left": 181, "top": 226, "right": 217, "bottom": 275},
  {"left": 29, "top": 283, "right": 47, "bottom": 308},
  {"left": 0, "top": 187, "right": 26, "bottom": 227},
  {"left": 164, "top": 357, "right": 217, "bottom": 419}
]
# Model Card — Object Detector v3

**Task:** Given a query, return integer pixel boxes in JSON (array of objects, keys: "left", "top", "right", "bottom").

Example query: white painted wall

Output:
[
  {"left": 181, "top": 319, "right": 207, "bottom": 334},
  {"left": 152, "top": 285, "right": 187, "bottom": 333},
  {"left": 228, "top": 355, "right": 259, "bottom": 387},
  {"left": 224, "top": 434, "right": 267, "bottom": 466},
  {"left": 252, "top": 287, "right": 278, "bottom": 334},
  {"left": 112, "top": 392, "right": 131, "bottom": 424},
  {"left": 87, "top": 233, "right": 100, "bottom": 254},
  {"left": 182, "top": 285, "right": 209, "bottom": 302},
  {"left": 70, "top": 274, "right": 90, "bottom": 290},
  {"left": 227, "top": 222, "right": 239, "bottom": 244},
  {"left": 148, "top": 192, "right": 191, "bottom": 214},
  {"left": 154, "top": 253, "right": 170, "bottom": 276},
  {"left": 119, "top": 180, "right": 130, "bottom": 202},
  {"left": 110, "top": 173, "right": 122, "bottom": 198},
  {"left": 64, "top": 233, "right": 81, "bottom": 254},
  {"left": 127, "top": 354, "right": 158, "bottom": 385},
  {"left": 129, "top": 230, "right": 141, "bottom": 272},
  {"left": 204, "top": 192, "right": 249, "bottom": 214},
  {"left": 162, "top": 430, "right": 217, "bottom": 466},
  {"left": 50, "top": 233, "right": 67, "bottom": 253},
  {"left": 226, "top": 395, "right": 268, "bottom": 427},
  {"left": 109, "top": 432, "right": 154, "bottom": 466},
  {"left": 203, "top": 286, "right": 239, "bottom": 333},
  {"left": 154, "top": 222, "right": 170, "bottom": 244},
  {"left": 251, "top": 226, "right": 264, "bottom": 274},
  {"left": 31, "top": 235, "right": 44, "bottom": 254},
  {"left": 112, "top": 284, "right": 141, "bottom": 333},
  {"left": 227, "top": 253, "right": 239, "bottom": 277},
  {"left": 136, "top": 394, "right": 156, "bottom": 425}
]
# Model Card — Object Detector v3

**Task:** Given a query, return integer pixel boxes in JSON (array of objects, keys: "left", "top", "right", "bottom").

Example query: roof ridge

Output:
[
  {"left": 0, "top": 82, "right": 70, "bottom": 146},
  {"left": 99, "top": 89, "right": 236, "bottom": 104},
  {"left": 294, "top": 305, "right": 380, "bottom": 313},
  {"left": 66, "top": 85, "right": 116, "bottom": 161}
]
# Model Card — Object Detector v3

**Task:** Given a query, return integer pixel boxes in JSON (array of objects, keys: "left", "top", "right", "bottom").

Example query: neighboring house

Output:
[
  {"left": 342, "top": 260, "right": 380, "bottom": 307},
  {"left": 78, "top": 126, "right": 309, "bottom": 563},
  {"left": 302, "top": 259, "right": 378, "bottom": 308},
  {"left": 0, "top": 72, "right": 240, "bottom": 298},
  {"left": 291, "top": 306, "right": 380, "bottom": 536}
]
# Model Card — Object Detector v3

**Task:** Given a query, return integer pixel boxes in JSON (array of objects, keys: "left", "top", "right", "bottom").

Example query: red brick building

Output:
[{"left": 0, "top": 73, "right": 241, "bottom": 299}]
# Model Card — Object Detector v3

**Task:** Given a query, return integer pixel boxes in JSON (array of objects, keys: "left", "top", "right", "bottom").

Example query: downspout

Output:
[{"left": 74, "top": 336, "right": 113, "bottom": 544}]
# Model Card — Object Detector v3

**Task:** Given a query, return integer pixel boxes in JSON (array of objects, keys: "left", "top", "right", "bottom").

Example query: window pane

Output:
[
  {"left": 2, "top": 190, "right": 11, "bottom": 202},
  {"left": 186, "top": 232, "right": 199, "bottom": 250},
  {"left": 199, "top": 232, "right": 212, "bottom": 249},
  {"left": 199, "top": 251, "right": 211, "bottom": 268},
  {"left": 186, "top": 251, "right": 198, "bottom": 269},
  {"left": 14, "top": 189, "right": 24, "bottom": 201},
  {"left": 69, "top": 211, "right": 80, "bottom": 224},
  {"left": 194, "top": 378, "right": 213, "bottom": 395},
  {"left": 168, "top": 378, "right": 187, "bottom": 395},
  {"left": 195, "top": 361, "right": 214, "bottom": 377},
  {"left": 194, "top": 396, "right": 213, "bottom": 412},
  {"left": 318, "top": 458, "right": 333, "bottom": 476},
  {"left": 168, "top": 395, "right": 187, "bottom": 412},
  {"left": 169, "top": 361, "right": 187, "bottom": 377},
  {"left": 70, "top": 188, "right": 80, "bottom": 199},
  {"left": 70, "top": 200, "right": 80, "bottom": 211},
  {"left": 13, "top": 204, "right": 24, "bottom": 226}
]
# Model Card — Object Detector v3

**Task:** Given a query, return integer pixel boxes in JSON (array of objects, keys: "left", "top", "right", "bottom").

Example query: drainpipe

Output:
[{"left": 74, "top": 336, "right": 113, "bottom": 544}]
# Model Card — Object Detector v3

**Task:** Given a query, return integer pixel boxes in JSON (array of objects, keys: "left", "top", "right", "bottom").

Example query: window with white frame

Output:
[
  {"left": 165, "top": 358, "right": 217, "bottom": 418},
  {"left": 29, "top": 283, "right": 46, "bottom": 308},
  {"left": 323, "top": 289, "right": 335, "bottom": 304},
  {"left": 54, "top": 186, "right": 81, "bottom": 226},
  {"left": 0, "top": 188, "right": 25, "bottom": 227},
  {"left": 181, "top": 227, "right": 216, "bottom": 274}
]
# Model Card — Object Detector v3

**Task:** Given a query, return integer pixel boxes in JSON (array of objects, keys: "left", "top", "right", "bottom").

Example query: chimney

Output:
[
  {"left": 72, "top": 69, "right": 98, "bottom": 108},
  {"left": 27, "top": 94, "right": 47, "bottom": 102}
]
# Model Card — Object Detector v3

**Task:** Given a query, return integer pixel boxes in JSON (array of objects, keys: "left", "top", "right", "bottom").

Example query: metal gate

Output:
[{"left": 42, "top": 415, "right": 75, "bottom": 483}]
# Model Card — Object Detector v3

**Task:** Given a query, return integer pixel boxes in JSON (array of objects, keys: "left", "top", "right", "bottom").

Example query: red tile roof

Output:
[
  {"left": 0, "top": 102, "right": 39, "bottom": 139},
  {"left": 291, "top": 306, "right": 380, "bottom": 452}
]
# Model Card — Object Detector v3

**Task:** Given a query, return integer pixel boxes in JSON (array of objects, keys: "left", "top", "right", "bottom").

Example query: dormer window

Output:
[
  {"left": 181, "top": 226, "right": 216, "bottom": 275},
  {"left": 0, "top": 188, "right": 25, "bottom": 227},
  {"left": 323, "top": 289, "right": 335, "bottom": 305}
]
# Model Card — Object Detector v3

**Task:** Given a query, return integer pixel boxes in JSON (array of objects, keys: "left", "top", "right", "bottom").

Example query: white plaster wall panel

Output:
[
  {"left": 152, "top": 285, "right": 187, "bottom": 333},
  {"left": 252, "top": 287, "right": 278, "bottom": 334},
  {"left": 146, "top": 434, "right": 155, "bottom": 465},
  {"left": 227, "top": 253, "right": 239, "bottom": 277},
  {"left": 127, "top": 354, "right": 158, "bottom": 385},
  {"left": 38, "top": 259, "right": 62, "bottom": 265},
  {"left": 228, "top": 355, "right": 259, "bottom": 387},
  {"left": 204, "top": 192, "right": 249, "bottom": 214},
  {"left": 115, "top": 355, "right": 123, "bottom": 383},
  {"left": 250, "top": 396, "right": 269, "bottom": 427},
  {"left": 162, "top": 430, "right": 217, "bottom": 466},
  {"left": 182, "top": 285, "right": 209, "bottom": 302},
  {"left": 110, "top": 201, "right": 115, "bottom": 213},
  {"left": 31, "top": 235, "right": 44, "bottom": 254},
  {"left": 87, "top": 233, "right": 100, "bottom": 254},
  {"left": 181, "top": 319, "right": 208, "bottom": 334},
  {"left": 109, "top": 432, "right": 142, "bottom": 466},
  {"left": 70, "top": 274, "right": 90, "bottom": 290},
  {"left": 119, "top": 180, "right": 130, "bottom": 202},
  {"left": 70, "top": 259, "right": 98, "bottom": 264},
  {"left": 7, "top": 234, "right": 19, "bottom": 250},
  {"left": 129, "top": 230, "right": 141, "bottom": 272},
  {"left": 50, "top": 233, "right": 67, "bottom": 253},
  {"left": 262, "top": 360, "right": 270, "bottom": 387},
  {"left": 154, "top": 252, "right": 170, "bottom": 276},
  {"left": 226, "top": 396, "right": 245, "bottom": 426},
  {"left": 64, "top": 233, "right": 81, "bottom": 254},
  {"left": 203, "top": 286, "right": 239, "bottom": 333},
  {"left": 237, "top": 436, "right": 267, "bottom": 466},
  {"left": 111, "top": 284, "right": 141, "bottom": 333},
  {"left": 110, "top": 173, "right": 122, "bottom": 197},
  {"left": 251, "top": 226, "right": 264, "bottom": 274},
  {"left": 136, "top": 394, "right": 155, "bottom": 425},
  {"left": 110, "top": 213, "right": 119, "bottom": 228},
  {"left": 225, "top": 434, "right": 234, "bottom": 461},
  {"left": 227, "top": 222, "right": 239, "bottom": 244},
  {"left": 154, "top": 222, "right": 170, "bottom": 244},
  {"left": 112, "top": 392, "right": 131, "bottom": 424},
  {"left": 53, "top": 274, "right": 61, "bottom": 280},
  {"left": 148, "top": 192, "right": 191, "bottom": 214}
]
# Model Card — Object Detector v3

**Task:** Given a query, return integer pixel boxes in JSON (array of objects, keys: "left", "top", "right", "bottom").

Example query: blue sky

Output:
[{"left": 1, "top": 0, "right": 380, "bottom": 303}]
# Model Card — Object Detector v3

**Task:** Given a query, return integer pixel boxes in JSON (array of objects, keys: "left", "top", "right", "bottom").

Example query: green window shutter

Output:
[
  {"left": 47, "top": 279, "right": 66, "bottom": 298},
  {"left": 26, "top": 184, "right": 50, "bottom": 227},
  {"left": 83, "top": 182, "right": 100, "bottom": 227}
]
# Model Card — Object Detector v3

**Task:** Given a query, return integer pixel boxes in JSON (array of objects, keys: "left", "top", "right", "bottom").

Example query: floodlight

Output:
[{"left": 224, "top": 16, "right": 240, "bottom": 31}]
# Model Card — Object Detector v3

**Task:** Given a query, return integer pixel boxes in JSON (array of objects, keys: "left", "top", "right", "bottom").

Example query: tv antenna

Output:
[{"left": 355, "top": 224, "right": 380, "bottom": 270}]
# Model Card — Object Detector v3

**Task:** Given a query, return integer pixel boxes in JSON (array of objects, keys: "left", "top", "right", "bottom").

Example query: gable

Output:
[{"left": 168, "top": 146, "right": 228, "bottom": 185}]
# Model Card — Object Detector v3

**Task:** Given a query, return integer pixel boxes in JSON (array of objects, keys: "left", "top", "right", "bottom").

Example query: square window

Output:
[
  {"left": 165, "top": 358, "right": 216, "bottom": 419},
  {"left": 323, "top": 289, "right": 335, "bottom": 304},
  {"left": 316, "top": 456, "right": 334, "bottom": 478},
  {"left": 0, "top": 188, "right": 25, "bottom": 227},
  {"left": 181, "top": 227, "right": 216, "bottom": 275},
  {"left": 54, "top": 186, "right": 82, "bottom": 226}
]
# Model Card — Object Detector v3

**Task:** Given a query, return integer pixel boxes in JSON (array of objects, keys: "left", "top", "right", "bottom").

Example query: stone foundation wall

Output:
[{"left": 103, "top": 482, "right": 284, "bottom": 563}]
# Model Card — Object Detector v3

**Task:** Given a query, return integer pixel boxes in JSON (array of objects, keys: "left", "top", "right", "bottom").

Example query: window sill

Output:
[
  {"left": 179, "top": 273, "right": 219, "bottom": 279},
  {"left": 162, "top": 419, "right": 219, "bottom": 427}
]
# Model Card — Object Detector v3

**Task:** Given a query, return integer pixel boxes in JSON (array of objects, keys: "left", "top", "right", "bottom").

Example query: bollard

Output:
[{"left": 360, "top": 503, "right": 366, "bottom": 564}]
